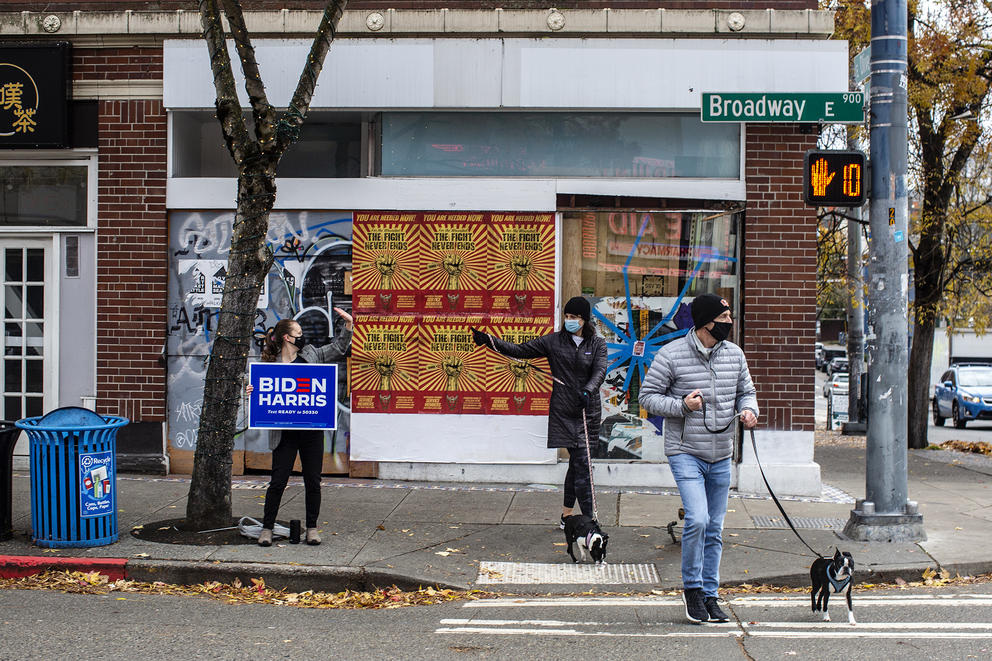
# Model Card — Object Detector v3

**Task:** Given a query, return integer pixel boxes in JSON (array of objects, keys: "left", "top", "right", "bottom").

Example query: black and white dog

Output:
[
  {"left": 810, "top": 548, "right": 856, "bottom": 625},
  {"left": 562, "top": 514, "right": 609, "bottom": 564}
]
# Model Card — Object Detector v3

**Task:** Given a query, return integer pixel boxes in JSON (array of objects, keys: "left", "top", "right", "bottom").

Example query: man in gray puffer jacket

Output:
[{"left": 639, "top": 293, "right": 758, "bottom": 625}]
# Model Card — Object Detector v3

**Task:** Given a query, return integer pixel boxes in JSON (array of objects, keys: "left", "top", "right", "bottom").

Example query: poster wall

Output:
[{"left": 352, "top": 211, "right": 555, "bottom": 415}]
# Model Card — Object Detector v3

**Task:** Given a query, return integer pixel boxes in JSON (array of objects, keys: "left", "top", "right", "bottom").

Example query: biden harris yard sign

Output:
[{"left": 248, "top": 363, "right": 338, "bottom": 430}]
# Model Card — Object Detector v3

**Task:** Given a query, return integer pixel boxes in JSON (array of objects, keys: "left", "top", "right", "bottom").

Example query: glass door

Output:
[{"left": 2, "top": 241, "right": 53, "bottom": 424}]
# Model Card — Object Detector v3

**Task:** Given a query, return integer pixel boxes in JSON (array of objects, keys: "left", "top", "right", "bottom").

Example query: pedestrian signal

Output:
[{"left": 803, "top": 150, "right": 867, "bottom": 207}]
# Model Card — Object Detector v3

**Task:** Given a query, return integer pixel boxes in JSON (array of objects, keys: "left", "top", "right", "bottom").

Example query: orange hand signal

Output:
[{"left": 811, "top": 157, "right": 835, "bottom": 197}]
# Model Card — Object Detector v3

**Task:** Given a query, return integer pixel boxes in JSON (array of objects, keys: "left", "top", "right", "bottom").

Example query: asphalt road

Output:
[
  {"left": 1, "top": 585, "right": 990, "bottom": 659},
  {"left": 815, "top": 369, "right": 992, "bottom": 443}
]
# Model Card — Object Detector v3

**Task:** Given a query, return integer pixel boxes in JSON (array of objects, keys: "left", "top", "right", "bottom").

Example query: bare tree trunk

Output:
[
  {"left": 907, "top": 311, "right": 936, "bottom": 449},
  {"left": 184, "top": 0, "right": 347, "bottom": 529},
  {"left": 186, "top": 172, "right": 275, "bottom": 528}
]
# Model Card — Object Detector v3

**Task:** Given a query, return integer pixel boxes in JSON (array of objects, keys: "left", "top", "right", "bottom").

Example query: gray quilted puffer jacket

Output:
[{"left": 638, "top": 330, "right": 758, "bottom": 462}]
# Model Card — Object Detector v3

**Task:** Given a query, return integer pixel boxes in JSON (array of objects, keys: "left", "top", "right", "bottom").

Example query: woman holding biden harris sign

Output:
[{"left": 249, "top": 308, "right": 353, "bottom": 547}]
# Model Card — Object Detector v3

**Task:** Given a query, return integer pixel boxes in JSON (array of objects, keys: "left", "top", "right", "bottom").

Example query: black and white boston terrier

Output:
[
  {"left": 810, "top": 548, "right": 856, "bottom": 625},
  {"left": 562, "top": 514, "right": 609, "bottom": 564}
]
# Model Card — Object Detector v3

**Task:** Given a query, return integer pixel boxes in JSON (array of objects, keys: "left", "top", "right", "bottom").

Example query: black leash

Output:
[
  {"left": 699, "top": 400, "right": 823, "bottom": 560},
  {"left": 475, "top": 328, "right": 599, "bottom": 520}
]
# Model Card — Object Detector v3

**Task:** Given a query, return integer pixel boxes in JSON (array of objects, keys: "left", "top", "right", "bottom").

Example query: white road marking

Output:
[
  {"left": 440, "top": 593, "right": 992, "bottom": 640},
  {"left": 440, "top": 618, "right": 738, "bottom": 628},
  {"left": 742, "top": 622, "right": 992, "bottom": 630},
  {"left": 435, "top": 627, "right": 742, "bottom": 638},
  {"left": 464, "top": 597, "right": 684, "bottom": 608}
]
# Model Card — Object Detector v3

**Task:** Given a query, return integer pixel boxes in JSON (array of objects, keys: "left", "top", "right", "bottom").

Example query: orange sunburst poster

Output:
[
  {"left": 352, "top": 212, "right": 421, "bottom": 313},
  {"left": 418, "top": 318, "right": 488, "bottom": 414},
  {"left": 351, "top": 315, "right": 419, "bottom": 413},
  {"left": 488, "top": 213, "right": 555, "bottom": 315},
  {"left": 485, "top": 317, "right": 554, "bottom": 415},
  {"left": 420, "top": 212, "right": 489, "bottom": 313}
]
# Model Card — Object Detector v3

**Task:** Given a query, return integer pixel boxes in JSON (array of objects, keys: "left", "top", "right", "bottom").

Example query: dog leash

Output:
[
  {"left": 747, "top": 427, "right": 824, "bottom": 559},
  {"left": 477, "top": 328, "right": 599, "bottom": 521},
  {"left": 699, "top": 400, "right": 824, "bottom": 559}
]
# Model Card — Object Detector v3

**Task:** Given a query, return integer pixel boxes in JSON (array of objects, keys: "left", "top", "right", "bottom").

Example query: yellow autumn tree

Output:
[{"left": 828, "top": 0, "right": 992, "bottom": 448}]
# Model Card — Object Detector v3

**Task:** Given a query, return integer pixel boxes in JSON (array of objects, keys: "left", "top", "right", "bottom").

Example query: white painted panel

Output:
[
  {"left": 164, "top": 39, "right": 435, "bottom": 109},
  {"left": 433, "top": 40, "right": 503, "bottom": 107},
  {"left": 513, "top": 39, "right": 850, "bottom": 109},
  {"left": 351, "top": 413, "right": 555, "bottom": 463},
  {"left": 167, "top": 177, "right": 558, "bottom": 211},
  {"left": 164, "top": 38, "right": 849, "bottom": 110},
  {"left": 555, "top": 178, "right": 746, "bottom": 201}
]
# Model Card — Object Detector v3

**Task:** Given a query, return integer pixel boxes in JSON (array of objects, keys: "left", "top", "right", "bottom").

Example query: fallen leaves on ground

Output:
[
  {"left": 936, "top": 440, "right": 992, "bottom": 456},
  {"left": 0, "top": 570, "right": 496, "bottom": 609}
]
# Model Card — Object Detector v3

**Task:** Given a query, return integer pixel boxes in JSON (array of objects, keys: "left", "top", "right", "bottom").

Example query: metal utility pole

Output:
[
  {"left": 843, "top": 0, "right": 924, "bottom": 541},
  {"left": 843, "top": 190, "right": 866, "bottom": 432}
]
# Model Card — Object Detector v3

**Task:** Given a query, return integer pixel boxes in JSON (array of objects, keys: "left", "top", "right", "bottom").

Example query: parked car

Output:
[
  {"left": 823, "top": 372, "right": 849, "bottom": 398},
  {"left": 827, "top": 357, "right": 849, "bottom": 378},
  {"left": 932, "top": 363, "right": 992, "bottom": 429},
  {"left": 818, "top": 346, "right": 845, "bottom": 371}
]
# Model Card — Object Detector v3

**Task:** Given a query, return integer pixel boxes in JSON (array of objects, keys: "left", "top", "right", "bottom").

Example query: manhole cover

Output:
[
  {"left": 476, "top": 561, "right": 660, "bottom": 585},
  {"left": 751, "top": 515, "right": 846, "bottom": 529}
]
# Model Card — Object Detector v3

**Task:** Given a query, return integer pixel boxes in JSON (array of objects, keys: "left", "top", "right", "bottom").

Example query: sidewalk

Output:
[{"left": 2, "top": 441, "right": 991, "bottom": 594}]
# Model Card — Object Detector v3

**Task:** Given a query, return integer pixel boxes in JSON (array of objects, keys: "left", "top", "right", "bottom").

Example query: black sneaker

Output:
[
  {"left": 705, "top": 596, "right": 730, "bottom": 622},
  {"left": 682, "top": 588, "right": 708, "bottom": 624},
  {"left": 559, "top": 514, "right": 567, "bottom": 530}
]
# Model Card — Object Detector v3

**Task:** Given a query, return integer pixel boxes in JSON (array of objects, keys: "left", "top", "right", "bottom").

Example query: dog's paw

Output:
[
  {"left": 822, "top": 613, "right": 831, "bottom": 622},
  {"left": 848, "top": 614, "right": 856, "bottom": 626}
]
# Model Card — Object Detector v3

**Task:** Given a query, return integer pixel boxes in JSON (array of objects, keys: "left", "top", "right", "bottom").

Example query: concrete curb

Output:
[
  {"left": 0, "top": 554, "right": 127, "bottom": 580},
  {"left": 0, "top": 554, "right": 469, "bottom": 593}
]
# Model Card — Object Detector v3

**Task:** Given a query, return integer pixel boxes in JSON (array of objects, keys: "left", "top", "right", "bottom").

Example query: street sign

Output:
[
  {"left": 701, "top": 92, "right": 865, "bottom": 123},
  {"left": 853, "top": 45, "right": 871, "bottom": 84},
  {"left": 803, "top": 150, "right": 867, "bottom": 207}
]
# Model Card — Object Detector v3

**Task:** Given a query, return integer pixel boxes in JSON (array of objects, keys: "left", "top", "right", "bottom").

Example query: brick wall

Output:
[
  {"left": 744, "top": 124, "right": 818, "bottom": 432},
  {"left": 84, "top": 48, "right": 168, "bottom": 425}
]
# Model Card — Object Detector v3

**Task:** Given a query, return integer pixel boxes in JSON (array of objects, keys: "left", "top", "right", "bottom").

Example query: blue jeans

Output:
[{"left": 669, "top": 453, "right": 732, "bottom": 597}]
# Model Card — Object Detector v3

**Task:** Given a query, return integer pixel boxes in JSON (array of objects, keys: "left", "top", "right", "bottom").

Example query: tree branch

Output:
[
  {"left": 198, "top": 0, "right": 252, "bottom": 166},
  {"left": 273, "top": 0, "right": 349, "bottom": 156},
  {"left": 219, "top": 0, "right": 277, "bottom": 148}
]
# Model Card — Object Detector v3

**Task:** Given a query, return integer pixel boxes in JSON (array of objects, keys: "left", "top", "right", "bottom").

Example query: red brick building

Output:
[{"left": 0, "top": 2, "right": 839, "bottom": 495}]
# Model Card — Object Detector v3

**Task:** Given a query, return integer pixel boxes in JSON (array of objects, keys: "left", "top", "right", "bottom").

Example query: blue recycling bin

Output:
[{"left": 16, "top": 407, "right": 128, "bottom": 548}]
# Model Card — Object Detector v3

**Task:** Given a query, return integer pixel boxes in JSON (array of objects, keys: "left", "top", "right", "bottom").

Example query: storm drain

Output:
[
  {"left": 476, "top": 561, "right": 660, "bottom": 585},
  {"left": 750, "top": 515, "right": 846, "bottom": 529}
]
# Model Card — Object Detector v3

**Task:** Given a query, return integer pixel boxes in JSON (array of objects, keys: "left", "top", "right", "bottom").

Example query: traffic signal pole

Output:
[{"left": 842, "top": 0, "right": 925, "bottom": 541}]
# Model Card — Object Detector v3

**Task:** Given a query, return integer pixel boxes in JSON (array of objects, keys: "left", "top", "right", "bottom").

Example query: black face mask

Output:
[
  {"left": 290, "top": 334, "right": 308, "bottom": 351},
  {"left": 709, "top": 321, "right": 732, "bottom": 342}
]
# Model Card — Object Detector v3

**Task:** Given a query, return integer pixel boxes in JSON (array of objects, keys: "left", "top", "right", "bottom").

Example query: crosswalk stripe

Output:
[
  {"left": 464, "top": 594, "right": 992, "bottom": 608},
  {"left": 436, "top": 627, "right": 741, "bottom": 638},
  {"left": 436, "top": 626, "right": 992, "bottom": 640}
]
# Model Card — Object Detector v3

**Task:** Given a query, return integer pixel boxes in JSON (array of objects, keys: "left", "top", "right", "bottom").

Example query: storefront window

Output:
[
  {"left": 380, "top": 112, "right": 740, "bottom": 178},
  {"left": 171, "top": 111, "right": 363, "bottom": 178},
  {"left": 562, "top": 209, "right": 742, "bottom": 461},
  {"left": 0, "top": 166, "right": 87, "bottom": 226}
]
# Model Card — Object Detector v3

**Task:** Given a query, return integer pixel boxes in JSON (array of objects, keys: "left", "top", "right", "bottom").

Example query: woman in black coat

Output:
[{"left": 472, "top": 296, "right": 608, "bottom": 524}]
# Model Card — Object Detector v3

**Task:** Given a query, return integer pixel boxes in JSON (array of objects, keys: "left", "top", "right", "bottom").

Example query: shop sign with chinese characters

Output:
[{"left": 0, "top": 42, "right": 71, "bottom": 148}]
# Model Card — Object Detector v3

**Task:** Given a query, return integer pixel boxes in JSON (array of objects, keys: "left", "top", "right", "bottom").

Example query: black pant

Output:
[
  {"left": 563, "top": 447, "right": 594, "bottom": 517},
  {"left": 262, "top": 430, "right": 323, "bottom": 529}
]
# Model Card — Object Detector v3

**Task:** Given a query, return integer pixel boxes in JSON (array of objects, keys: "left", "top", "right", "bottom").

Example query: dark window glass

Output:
[
  {"left": 0, "top": 167, "right": 87, "bottom": 226},
  {"left": 172, "top": 111, "right": 362, "bottom": 178},
  {"left": 381, "top": 112, "right": 741, "bottom": 178}
]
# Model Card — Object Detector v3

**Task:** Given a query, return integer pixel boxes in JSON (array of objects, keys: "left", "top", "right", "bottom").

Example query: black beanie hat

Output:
[
  {"left": 563, "top": 296, "right": 591, "bottom": 321},
  {"left": 691, "top": 293, "right": 731, "bottom": 328}
]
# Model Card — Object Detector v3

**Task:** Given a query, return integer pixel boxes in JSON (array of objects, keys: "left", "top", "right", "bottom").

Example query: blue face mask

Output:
[{"left": 564, "top": 319, "right": 582, "bottom": 333}]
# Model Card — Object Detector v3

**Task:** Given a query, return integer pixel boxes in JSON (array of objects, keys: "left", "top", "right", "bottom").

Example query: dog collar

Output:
[{"left": 827, "top": 566, "right": 851, "bottom": 592}]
